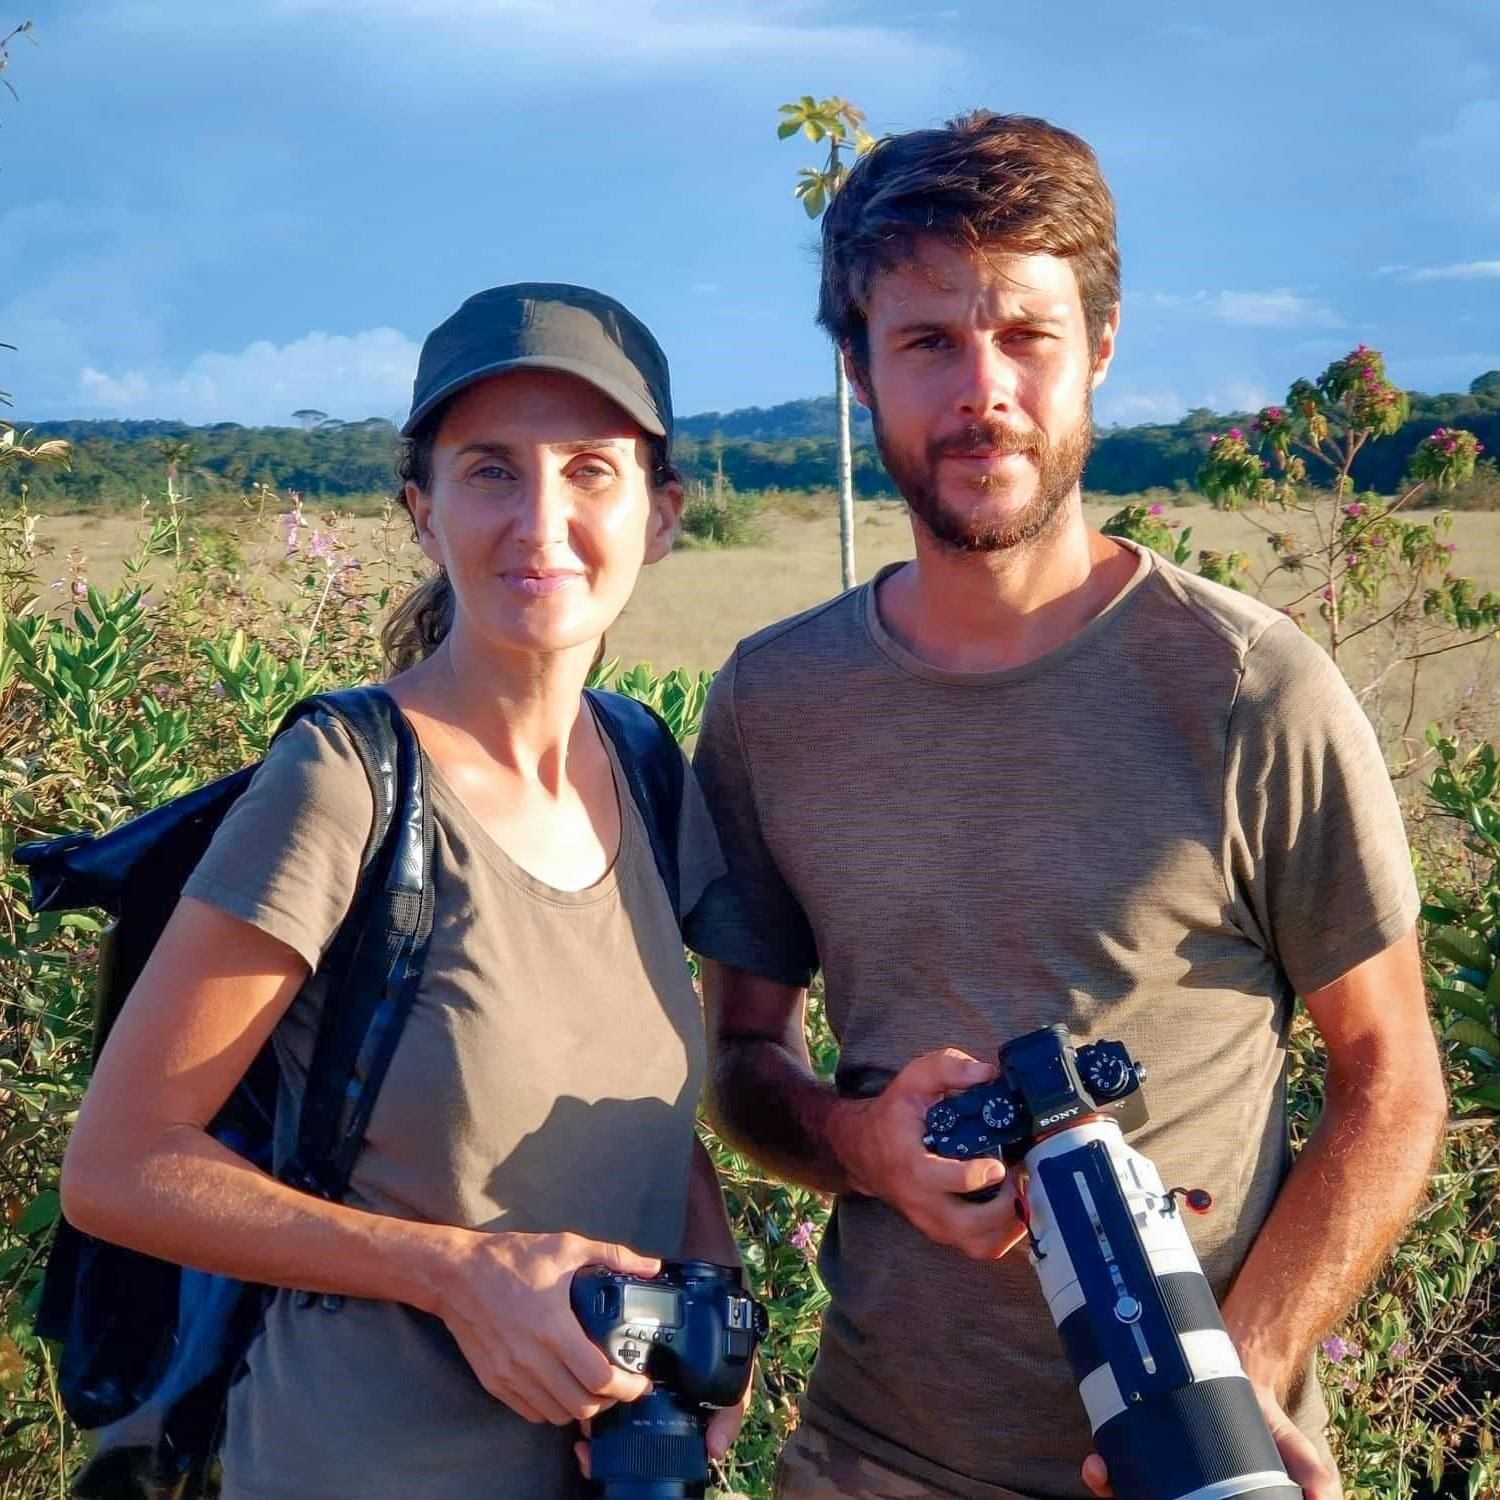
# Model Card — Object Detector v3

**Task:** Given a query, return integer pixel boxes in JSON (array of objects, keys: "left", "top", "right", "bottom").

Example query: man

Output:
[{"left": 683, "top": 112, "right": 1447, "bottom": 1500}]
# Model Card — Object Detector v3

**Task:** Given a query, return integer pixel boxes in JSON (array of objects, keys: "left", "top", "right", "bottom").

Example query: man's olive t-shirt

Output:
[
  {"left": 182, "top": 710, "right": 724, "bottom": 1500},
  {"left": 685, "top": 542, "right": 1418, "bottom": 1500}
]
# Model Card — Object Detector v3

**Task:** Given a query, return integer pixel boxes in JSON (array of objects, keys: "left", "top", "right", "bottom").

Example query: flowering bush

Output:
[{"left": 1108, "top": 347, "right": 1498, "bottom": 768}]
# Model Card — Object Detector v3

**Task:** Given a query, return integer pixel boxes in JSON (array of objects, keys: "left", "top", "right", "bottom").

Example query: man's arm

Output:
[
  {"left": 702, "top": 959, "right": 1028, "bottom": 1259},
  {"left": 1219, "top": 927, "right": 1447, "bottom": 1397}
]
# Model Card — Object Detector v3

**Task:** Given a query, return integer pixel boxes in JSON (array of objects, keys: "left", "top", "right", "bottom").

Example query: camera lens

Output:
[{"left": 588, "top": 1389, "right": 709, "bottom": 1500}]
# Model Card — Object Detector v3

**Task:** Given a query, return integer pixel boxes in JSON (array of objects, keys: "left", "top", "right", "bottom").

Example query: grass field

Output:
[{"left": 32, "top": 495, "right": 1500, "bottom": 753}]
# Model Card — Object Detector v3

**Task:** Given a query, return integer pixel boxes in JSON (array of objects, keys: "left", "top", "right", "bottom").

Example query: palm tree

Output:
[{"left": 777, "top": 95, "right": 876, "bottom": 592}]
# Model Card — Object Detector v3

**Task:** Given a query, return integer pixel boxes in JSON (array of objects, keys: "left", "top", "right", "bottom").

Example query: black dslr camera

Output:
[
  {"left": 922, "top": 1024, "right": 1148, "bottom": 1170},
  {"left": 571, "top": 1258, "right": 768, "bottom": 1499}
]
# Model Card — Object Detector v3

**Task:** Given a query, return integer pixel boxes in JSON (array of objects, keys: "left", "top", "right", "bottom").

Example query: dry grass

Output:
[{"left": 32, "top": 498, "right": 1500, "bottom": 756}]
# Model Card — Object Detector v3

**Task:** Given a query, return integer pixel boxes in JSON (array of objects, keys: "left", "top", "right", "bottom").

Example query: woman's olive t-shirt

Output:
[{"left": 181, "top": 711, "right": 724, "bottom": 1500}]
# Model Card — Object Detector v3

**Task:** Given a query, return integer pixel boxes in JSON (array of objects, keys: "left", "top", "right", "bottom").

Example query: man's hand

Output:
[
  {"left": 827, "top": 1047, "right": 1029, "bottom": 1260},
  {"left": 1079, "top": 1385, "right": 1341, "bottom": 1499}
]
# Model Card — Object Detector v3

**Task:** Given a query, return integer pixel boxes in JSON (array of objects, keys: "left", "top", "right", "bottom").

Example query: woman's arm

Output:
[{"left": 62, "top": 895, "right": 658, "bottom": 1426}]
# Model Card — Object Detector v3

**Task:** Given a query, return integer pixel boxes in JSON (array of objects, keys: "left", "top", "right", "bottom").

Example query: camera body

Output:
[
  {"left": 571, "top": 1259, "right": 767, "bottom": 1499},
  {"left": 922, "top": 1024, "right": 1149, "bottom": 1164},
  {"left": 572, "top": 1258, "right": 766, "bottom": 1409}
]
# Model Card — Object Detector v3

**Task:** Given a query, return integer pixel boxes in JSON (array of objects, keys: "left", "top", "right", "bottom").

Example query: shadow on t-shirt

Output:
[{"left": 480, "top": 1091, "right": 693, "bottom": 1257}]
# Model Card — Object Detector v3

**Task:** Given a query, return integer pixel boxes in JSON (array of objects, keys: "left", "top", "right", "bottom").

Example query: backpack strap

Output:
[
  {"left": 585, "top": 688, "right": 684, "bottom": 924},
  {"left": 273, "top": 687, "right": 436, "bottom": 1202}
]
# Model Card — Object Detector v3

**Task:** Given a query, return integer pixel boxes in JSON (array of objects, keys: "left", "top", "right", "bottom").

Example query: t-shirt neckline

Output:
[
  {"left": 860, "top": 538, "right": 1155, "bottom": 688},
  {"left": 419, "top": 707, "right": 635, "bottom": 907}
]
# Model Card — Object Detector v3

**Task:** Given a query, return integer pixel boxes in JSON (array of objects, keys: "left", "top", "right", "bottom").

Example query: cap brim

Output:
[{"left": 401, "top": 355, "right": 667, "bottom": 439}]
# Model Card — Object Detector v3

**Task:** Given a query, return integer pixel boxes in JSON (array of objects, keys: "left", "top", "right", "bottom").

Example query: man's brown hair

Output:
[{"left": 819, "top": 110, "right": 1120, "bottom": 365}]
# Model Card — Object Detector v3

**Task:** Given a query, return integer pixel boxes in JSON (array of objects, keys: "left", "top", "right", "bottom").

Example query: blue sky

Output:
[{"left": 4, "top": 0, "right": 1497, "bottom": 429}]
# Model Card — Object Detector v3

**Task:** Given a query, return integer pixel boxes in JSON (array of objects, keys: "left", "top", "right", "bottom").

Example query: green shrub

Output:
[{"left": 678, "top": 489, "right": 766, "bottom": 549}]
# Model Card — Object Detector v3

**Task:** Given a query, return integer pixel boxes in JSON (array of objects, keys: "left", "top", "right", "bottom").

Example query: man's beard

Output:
[{"left": 871, "top": 395, "right": 1094, "bottom": 554}]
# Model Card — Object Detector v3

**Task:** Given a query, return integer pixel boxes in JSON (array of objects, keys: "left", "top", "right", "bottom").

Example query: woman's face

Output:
[{"left": 407, "top": 369, "right": 681, "bottom": 661}]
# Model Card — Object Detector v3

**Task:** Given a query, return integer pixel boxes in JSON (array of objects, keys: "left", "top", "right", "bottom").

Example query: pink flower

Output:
[
  {"left": 1228, "top": 427, "right": 1243, "bottom": 440},
  {"left": 1321, "top": 587, "right": 1334, "bottom": 601},
  {"left": 1372, "top": 535, "right": 1385, "bottom": 547},
  {"left": 789, "top": 1220, "right": 817, "bottom": 1252},
  {"left": 1149, "top": 503, "right": 1165, "bottom": 516},
  {"left": 1321, "top": 1335, "right": 1359, "bottom": 1363},
  {"left": 1390, "top": 1339, "right": 1412, "bottom": 1360},
  {"left": 1346, "top": 553, "right": 1358, "bottom": 565},
  {"left": 1345, "top": 503, "right": 1363, "bottom": 517},
  {"left": 1445, "top": 542, "right": 1457, "bottom": 554}
]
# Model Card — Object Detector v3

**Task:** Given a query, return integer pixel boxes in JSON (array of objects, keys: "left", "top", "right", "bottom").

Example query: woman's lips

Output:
[{"left": 501, "top": 570, "right": 584, "bottom": 596}]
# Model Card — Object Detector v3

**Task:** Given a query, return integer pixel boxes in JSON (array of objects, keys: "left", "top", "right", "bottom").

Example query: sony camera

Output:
[
  {"left": 571, "top": 1258, "right": 767, "bottom": 1500},
  {"left": 922, "top": 1025, "right": 1149, "bottom": 1166},
  {"left": 923, "top": 1025, "right": 1300, "bottom": 1500}
]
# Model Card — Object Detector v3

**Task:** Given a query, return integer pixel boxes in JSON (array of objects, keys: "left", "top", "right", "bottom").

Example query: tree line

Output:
[{"left": 7, "top": 375, "right": 1498, "bottom": 508}]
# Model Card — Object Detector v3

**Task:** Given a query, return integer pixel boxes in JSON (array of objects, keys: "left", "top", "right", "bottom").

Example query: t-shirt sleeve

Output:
[
  {"left": 681, "top": 652, "right": 820, "bottom": 988},
  {"left": 182, "top": 718, "right": 376, "bottom": 971},
  {"left": 676, "top": 752, "right": 727, "bottom": 922},
  {"left": 1224, "top": 619, "right": 1419, "bottom": 996}
]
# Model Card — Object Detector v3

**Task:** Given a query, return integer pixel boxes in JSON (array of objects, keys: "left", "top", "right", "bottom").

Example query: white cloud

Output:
[
  {"left": 1096, "top": 389, "right": 1186, "bottom": 425},
  {"left": 73, "top": 328, "right": 420, "bottom": 426},
  {"left": 1395, "top": 260, "right": 1500, "bottom": 283},
  {"left": 1139, "top": 289, "right": 1343, "bottom": 329},
  {"left": 89, "top": 0, "right": 956, "bottom": 69}
]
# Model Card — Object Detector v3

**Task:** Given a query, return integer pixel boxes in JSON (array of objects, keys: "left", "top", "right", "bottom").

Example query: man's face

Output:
[{"left": 853, "top": 241, "right": 1117, "bottom": 553}]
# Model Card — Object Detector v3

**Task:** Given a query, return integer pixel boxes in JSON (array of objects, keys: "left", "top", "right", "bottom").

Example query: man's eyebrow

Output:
[{"left": 887, "top": 312, "right": 1069, "bottom": 339}]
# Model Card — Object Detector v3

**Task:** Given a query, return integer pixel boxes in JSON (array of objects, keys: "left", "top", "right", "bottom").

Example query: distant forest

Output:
[{"left": 8, "top": 374, "right": 1499, "bottom": 507}]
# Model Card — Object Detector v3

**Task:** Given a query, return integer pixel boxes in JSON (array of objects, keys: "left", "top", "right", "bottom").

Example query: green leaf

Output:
[
  {"left": 1432, "top": 985, "right": 1494, "bottom": 1026},
  {"left": 1429, "top": 925, "right": 1492, "bottom": 971},
  {"left": 17, "top": 1188, "right": 59, "bottom": 1235},
  {"left": 776, "top": 118, "right": 801, "bottom": 139},
  {"left": 1445, "top": 1018, "right": 1500, "bottom": 1055}
]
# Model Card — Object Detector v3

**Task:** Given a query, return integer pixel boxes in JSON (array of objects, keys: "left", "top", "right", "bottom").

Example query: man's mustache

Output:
[{"left": 928, "top": 420, "right": 1044, "bottom": 460}]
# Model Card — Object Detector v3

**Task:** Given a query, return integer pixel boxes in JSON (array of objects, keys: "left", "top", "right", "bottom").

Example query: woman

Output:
[{"left": 60, "top": 283, "right": 742, "bottom": 1498}]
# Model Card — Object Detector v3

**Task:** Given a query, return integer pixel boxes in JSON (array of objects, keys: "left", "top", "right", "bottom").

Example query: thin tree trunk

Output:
[{"left": 835, "top": 352, "right": 856, "bottom": 590}]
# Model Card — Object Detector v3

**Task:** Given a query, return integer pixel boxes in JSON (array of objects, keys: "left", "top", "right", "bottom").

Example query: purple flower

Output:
[
  {"left": 1390, "top": 1339, "right": 1412, "bottom": 1360},
  {"left": 1345, "top": 502, "right": 1364, "bottom": 518},
  {"left": 789, "top": 1220, "right": 817, "bottom": 1252},
  {"left": 1149, "top": 503, "right": 1165, "bottom": 516},
  {"left": 306, "top": 530, "right": 335, "bottom": 562},
  {"left": 1228, "top": 427, "right": 1243, "bottom": 440},
  {"left": 1346, "top": 553, "right": 1358, "bottom": 566},
  {"left": 1372, "top": 535, "right": 1385, "bottom": 547},
  {"left": 1321, "top": 1336, "right": 1354, "bottom": 1363},
  {"left": 1321, "top": 587, "right": 1334, "bottom": 601},
  {"left": 211, "top": 681, "right": 227, "bottom": 700}
]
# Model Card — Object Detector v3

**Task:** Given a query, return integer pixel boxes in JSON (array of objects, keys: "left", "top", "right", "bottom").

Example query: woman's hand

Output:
[{"left": 433, "top": 1229, "right": 661, "bottom": 1425}]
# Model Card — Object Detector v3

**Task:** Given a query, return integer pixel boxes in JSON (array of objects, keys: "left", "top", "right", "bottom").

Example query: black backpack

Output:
[{"left": 16, "top": 684, "right": 685, "bottom": 1500}]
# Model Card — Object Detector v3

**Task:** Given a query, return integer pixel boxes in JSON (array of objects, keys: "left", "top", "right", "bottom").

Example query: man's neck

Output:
[{"left": 877, "top": 499, "right": 1139, "bottom": 673}]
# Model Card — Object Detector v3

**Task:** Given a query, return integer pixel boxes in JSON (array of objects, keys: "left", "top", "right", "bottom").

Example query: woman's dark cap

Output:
[{"left": 402, "top": 283, "right": 673, "bottom": 440}]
